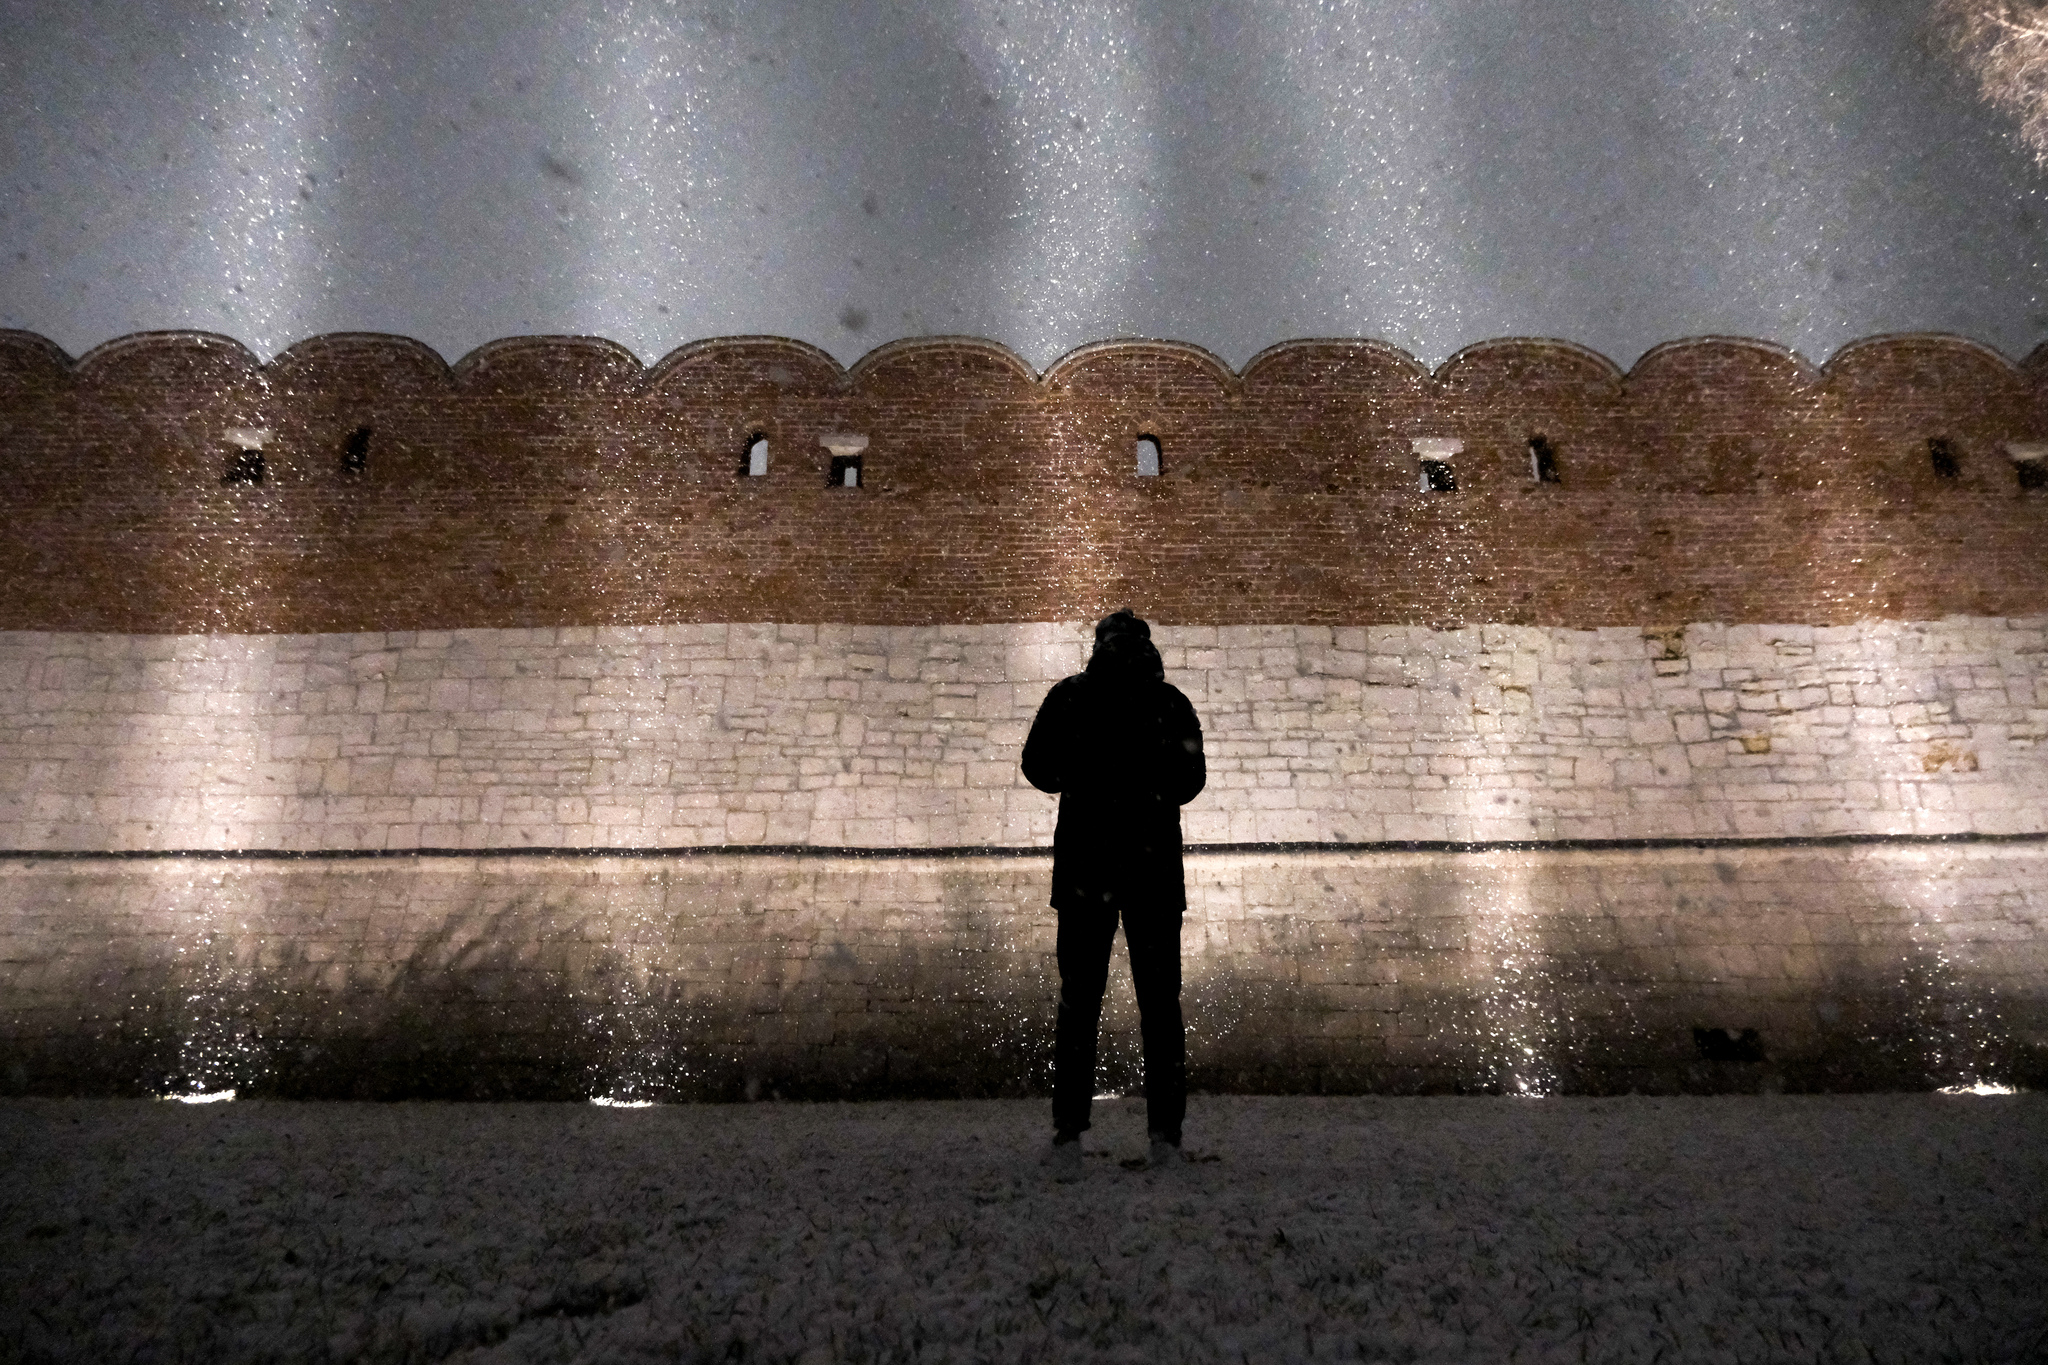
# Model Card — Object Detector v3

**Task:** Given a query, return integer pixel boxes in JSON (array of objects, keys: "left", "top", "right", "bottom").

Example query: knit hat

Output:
[
  {"left": 1087, "top": 609, "right": 1163, "bottom": 683},
  {"left": 1093, "top": 608, "right": 1150, "bottom": 645}
]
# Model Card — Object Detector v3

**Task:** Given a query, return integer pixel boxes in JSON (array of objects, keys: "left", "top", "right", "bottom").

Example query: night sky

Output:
[{"left": 3, "top": 0, "right": 2045, "bottom": 369}]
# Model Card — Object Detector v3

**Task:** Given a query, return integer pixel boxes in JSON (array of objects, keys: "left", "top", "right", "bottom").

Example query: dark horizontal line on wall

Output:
[{"left": 5, "top": 831, "right": 2046, "bottom": 863}]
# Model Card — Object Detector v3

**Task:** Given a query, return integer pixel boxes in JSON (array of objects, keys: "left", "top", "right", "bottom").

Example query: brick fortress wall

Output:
[
  {"left": 1, "top": 329, "right": 2045, "bottom": 1097},
  {"left": 0, "top": 328, "right": 2044, "bottom": 632}
]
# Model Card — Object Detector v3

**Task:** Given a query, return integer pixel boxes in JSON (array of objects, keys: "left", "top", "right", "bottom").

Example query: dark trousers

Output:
[{"left": 1053, "top": 902, "right": 1186, "bottom": 1143}]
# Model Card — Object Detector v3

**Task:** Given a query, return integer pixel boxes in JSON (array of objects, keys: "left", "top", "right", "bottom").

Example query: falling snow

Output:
[{"left": 2, "top": 1, "right": 2044, "bottom": 368}]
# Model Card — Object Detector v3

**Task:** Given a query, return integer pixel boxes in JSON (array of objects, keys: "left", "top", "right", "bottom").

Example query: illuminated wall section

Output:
[{"left": 1, "top": 329, "right": 2044, "bottom": 1098}]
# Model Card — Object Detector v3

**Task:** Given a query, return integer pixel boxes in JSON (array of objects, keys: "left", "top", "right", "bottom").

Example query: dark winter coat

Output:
[{"left": 1021, "top": 658, "right": 1205, "bottom": 915}]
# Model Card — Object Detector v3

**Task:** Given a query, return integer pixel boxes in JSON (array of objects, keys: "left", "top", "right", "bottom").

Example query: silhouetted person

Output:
[{"left": 1022, "top": 610, "right": 1205, "bottom": 1178}]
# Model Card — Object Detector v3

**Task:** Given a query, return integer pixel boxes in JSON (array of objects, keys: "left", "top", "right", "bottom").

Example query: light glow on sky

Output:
[{"left": 2, "top": 0, "right": 2045, "bottom": 368}]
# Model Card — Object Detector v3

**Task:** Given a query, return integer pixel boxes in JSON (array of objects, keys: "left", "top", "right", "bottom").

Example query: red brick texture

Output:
[{"left": 1, "top": 329, "right": 2043, "bottom": 632}]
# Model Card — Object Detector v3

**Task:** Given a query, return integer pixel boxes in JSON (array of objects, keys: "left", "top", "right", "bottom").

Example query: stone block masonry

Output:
[
  {"left": 1, "top": 618, "right": 2043, "bottom": 853},
  {"left": 1, "top": 616, "right": 2044, "bottom": 1097}
]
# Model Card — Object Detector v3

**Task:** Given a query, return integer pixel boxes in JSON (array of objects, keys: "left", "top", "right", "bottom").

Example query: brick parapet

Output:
[{"left": 1, "top": 330, "right": 2042, "bottom": 633}]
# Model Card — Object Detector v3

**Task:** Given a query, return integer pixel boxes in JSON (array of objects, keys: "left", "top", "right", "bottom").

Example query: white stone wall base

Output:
[{"left": 5, "top": 617, "right": 2044, "bottom": 851}]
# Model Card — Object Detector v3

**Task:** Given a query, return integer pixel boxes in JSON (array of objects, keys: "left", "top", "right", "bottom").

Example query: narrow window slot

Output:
[
  {"left": 1529, "top": 434, "right": 1561, "bottom": 483},
  {"left": 819, "top": 433, "right": 868, "bottom": 488},
  {"left": 221, "top": 426, "right": 271, "bottom": 486},
  {"left": 744, "top": 432, "right": 769, "bottom": 477},
  {"left": 342, "top": 426, "right": 371, "bottom": 476},
  {"left": 1928, "top": 437, "right": 1960, "bottom": 480},
  {"left": 2009, "top": 442, "right": 2048, "bottom": 492},
  {"left": 1409, "top": 437, "right": 1462, "bottom": 493},
  {"left": 1135, "top": 434, "right": 1161, "bottom": 477}
]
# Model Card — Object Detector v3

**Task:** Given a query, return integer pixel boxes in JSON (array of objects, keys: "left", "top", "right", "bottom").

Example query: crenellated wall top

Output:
[{"left": 3, "top": 328, "right": 2042, "bottom": 398}]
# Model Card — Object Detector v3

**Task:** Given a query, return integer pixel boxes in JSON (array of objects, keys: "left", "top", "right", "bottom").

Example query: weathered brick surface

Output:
[
  {"left": 1, "top": 330, "right": 2043, "bottom": 631},
  {"left": 1, "top": 844, "right": 2040, "bottom": 1098},
  {"left": 2, "top": 618, "right": 2042, "bottom": 852}
]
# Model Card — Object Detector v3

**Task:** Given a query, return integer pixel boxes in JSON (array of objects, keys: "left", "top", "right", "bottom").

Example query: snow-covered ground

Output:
[{"left": 4, "top": 1094, "right": 2044, "bottom": 1364}]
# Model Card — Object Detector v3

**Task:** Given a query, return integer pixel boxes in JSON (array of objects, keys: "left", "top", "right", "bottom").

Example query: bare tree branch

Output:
[{"left": 1933, "top": 0, "right": 2048, "bottom": 161}]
